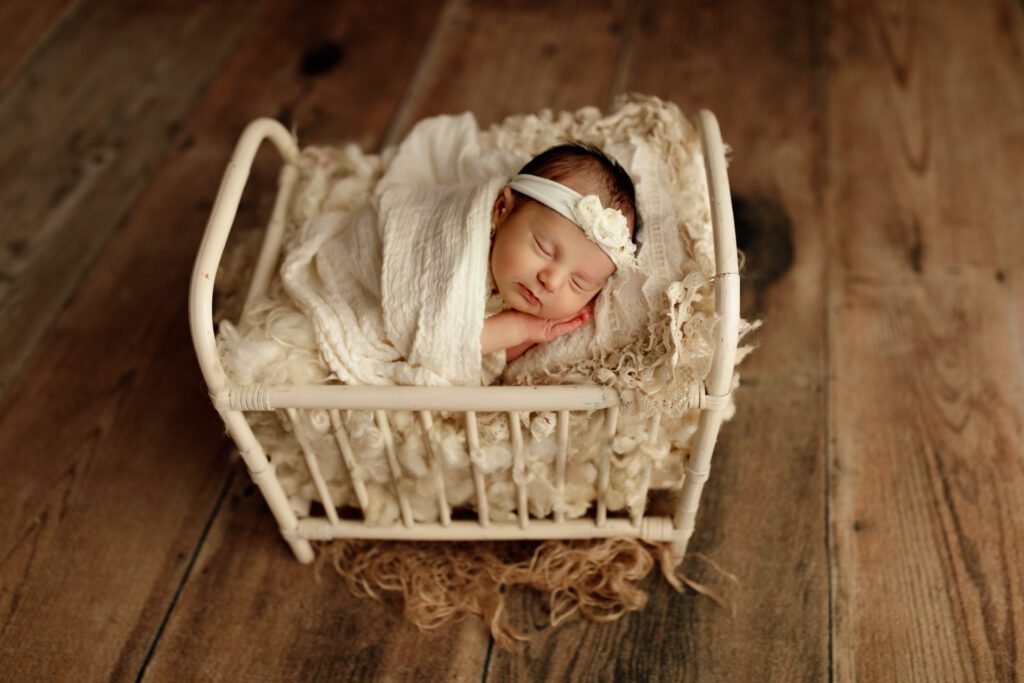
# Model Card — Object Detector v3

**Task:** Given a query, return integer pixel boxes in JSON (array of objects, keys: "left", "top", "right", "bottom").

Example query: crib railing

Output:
[
  {"left": 189, "top": 111, "right": 739, "bottom": 567},
  {"left": 280, "top": 402, "right": 677, "bottom": 543}
]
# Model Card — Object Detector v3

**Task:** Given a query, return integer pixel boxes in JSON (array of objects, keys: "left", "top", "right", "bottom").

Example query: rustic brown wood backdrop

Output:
[{"left": 1, "top": 0, "right": 1021, "bottom": 681}]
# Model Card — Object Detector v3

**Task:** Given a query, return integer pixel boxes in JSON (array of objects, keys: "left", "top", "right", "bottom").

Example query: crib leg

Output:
[
  {"left": 670, "top": 532, "right": 692, "bottom": 567},
  {"left": 286, "top": 537, "right": 316, "bottom": 564},
  {"left": 221, "top": 409, "right": 315, "bottom": 565},
  {"left": 671, "top": 462, "right": 711, "bottom": 567}
]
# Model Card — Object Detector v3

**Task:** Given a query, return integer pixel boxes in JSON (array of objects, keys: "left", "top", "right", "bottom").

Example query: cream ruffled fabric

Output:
[{"left": 217, "top": 94, "right": 754, "bottom": 525}]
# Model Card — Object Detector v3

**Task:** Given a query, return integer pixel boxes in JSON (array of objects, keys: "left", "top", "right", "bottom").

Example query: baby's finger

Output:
[
  {"left": 552, "top": 315, "right": 585, "bottom": 338},
  {"left": 552, "top": 312, "right": 580, "bottom": 325}
]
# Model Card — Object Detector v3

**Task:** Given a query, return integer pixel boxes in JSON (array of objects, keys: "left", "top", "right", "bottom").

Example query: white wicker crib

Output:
[{"left": 188, "top": 110, "right": 739, "bottom": 567}]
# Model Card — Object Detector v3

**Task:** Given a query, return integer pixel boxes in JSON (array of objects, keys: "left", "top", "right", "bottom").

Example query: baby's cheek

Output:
[{"left": 546, "top": 298, "right": 583, "bottom": 321}]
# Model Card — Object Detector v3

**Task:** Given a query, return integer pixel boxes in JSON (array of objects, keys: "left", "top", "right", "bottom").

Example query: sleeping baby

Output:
[
  {"left": 280, "top": 134, "right": 640, "bottom": 387},
  {"left": 482, "top": 143, "right": 640, "bottom": 363}
]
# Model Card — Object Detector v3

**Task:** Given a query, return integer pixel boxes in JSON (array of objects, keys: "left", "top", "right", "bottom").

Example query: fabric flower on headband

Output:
[
  {"left": 507, "top": 174, "right": 638, "bottom": 271},
  {"left": 571, "top": 195, "right": 637, "bottom": 269}
]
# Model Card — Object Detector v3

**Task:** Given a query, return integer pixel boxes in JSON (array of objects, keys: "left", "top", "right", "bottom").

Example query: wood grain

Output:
[
  {"left": 487, "top": 0, "right": 831, "bottom": 678},
  {"left": 829, "top": 0, "right": 1024, "bottom": 680},
  {"left": 387, "top": 0, "right": 632, "bottom": 144},
  {"left": 0, "top": 0, "right": 263, "bottom": 401},
  {"left": 0, "top": 251, "right": 236, "bottom": 682},
  {"left": 0, "top": 4, "right": 265, "bottom": 676},
  {"left": 0, "top": 0, "right": 79, "bottom": 90}
]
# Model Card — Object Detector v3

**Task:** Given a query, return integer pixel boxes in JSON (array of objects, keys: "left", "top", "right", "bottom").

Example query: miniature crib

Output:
[{"left": 188, "top": 110, "right": 739, "bottom": 567}]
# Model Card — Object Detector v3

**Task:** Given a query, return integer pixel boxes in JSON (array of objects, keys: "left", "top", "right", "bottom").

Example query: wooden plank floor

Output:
[{"left": 0, "top": 0, "right": 1020, "bottom": 680}]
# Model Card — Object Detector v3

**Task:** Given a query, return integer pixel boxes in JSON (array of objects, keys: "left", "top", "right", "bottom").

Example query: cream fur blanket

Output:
[{"left": 217, "top": 95, "right": 754, "bottom": 525}]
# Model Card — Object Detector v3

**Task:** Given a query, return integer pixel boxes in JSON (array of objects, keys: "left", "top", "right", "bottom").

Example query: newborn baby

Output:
[{"left": 482, "top": 143, "right": 640, "bottom": 362}]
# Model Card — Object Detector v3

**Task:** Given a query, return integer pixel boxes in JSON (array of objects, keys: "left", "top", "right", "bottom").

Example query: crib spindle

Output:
[
  {"left": 464, "top": 411, "right": 490, "bottom": 527},
  {"left": 417, "top": 411, "right": 451, "bottom": 526},
  {"left": 554, "top": 410, "right": 570, "bottom": 523},
  {"left": 374, "top": 410, "right": 414, "bottom": 528},
  {"left": 596, "top": 406, "right": 619, "bottom": 526},
  {"left": 631, "top": 412, "right": 661, "bottom": 527},
  {"left": 285, "top": 408, "right": 340, "bottom": 526},
  {"left": 328, "top": 410, "right": 370, "bottom": 515},
  {"left": 508, "top": 411, "right": 528, "bottom": 529}
]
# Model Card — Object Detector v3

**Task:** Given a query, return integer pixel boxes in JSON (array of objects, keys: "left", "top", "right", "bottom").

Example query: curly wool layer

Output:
[{"left": 316, "top": 537, "right": 656, "bottom": 648}]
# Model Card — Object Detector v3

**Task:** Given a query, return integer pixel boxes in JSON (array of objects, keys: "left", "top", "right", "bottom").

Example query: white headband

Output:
[{"left": 508, "top": 174, "right": 637, "bottom": 271}]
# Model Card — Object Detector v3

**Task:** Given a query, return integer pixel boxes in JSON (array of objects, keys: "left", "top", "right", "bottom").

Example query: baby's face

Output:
[{"left": 490, "top": 185, "right": 616, "bottom": 320}]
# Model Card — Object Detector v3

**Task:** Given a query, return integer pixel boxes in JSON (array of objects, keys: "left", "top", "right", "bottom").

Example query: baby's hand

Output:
[
  {"left": 481, "top": 305, "right": 594, "bottom": 357},
  {"left": 527, "top": 305, "right": 592, "bottom": 344}
]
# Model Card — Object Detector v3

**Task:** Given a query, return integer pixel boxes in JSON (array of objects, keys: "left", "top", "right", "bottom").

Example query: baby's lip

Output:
[{"left": 518, "top": 283, "right": 541, "bottom": 306}]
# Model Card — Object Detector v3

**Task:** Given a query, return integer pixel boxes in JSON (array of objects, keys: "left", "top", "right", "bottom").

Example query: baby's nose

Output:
[{"left": 538, "top": 267, "right": 565, "bottom": 292}]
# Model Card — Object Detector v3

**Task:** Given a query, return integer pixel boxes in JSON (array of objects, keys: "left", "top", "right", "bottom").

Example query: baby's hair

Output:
[{"left": 515, "top": 142, "right": 642, "bottom": 238}]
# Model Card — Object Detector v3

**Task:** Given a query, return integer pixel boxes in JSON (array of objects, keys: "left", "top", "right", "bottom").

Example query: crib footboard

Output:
[{"left": 189, "top": 111, "right": 739, "bottom": 567}]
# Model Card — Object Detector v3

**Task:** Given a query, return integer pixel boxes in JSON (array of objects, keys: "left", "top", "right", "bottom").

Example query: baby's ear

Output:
[{"left": 492, "top": 186, "right": 514, "bottom": 225}]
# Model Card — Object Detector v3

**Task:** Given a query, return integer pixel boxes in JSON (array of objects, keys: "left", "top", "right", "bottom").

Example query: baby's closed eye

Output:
[{"left": 572, "top": 276, "right": 597, "bottom": 292}]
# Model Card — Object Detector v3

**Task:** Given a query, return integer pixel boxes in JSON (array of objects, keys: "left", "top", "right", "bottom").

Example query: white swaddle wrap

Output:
[
  {"left": 281, "top": 176, "right": 505, "bottom": 386},
  {"left": 278, "top": 113, "right": 524, "bottom": 386}
]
